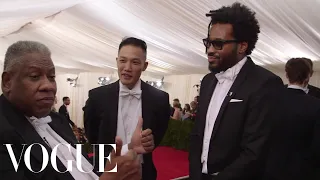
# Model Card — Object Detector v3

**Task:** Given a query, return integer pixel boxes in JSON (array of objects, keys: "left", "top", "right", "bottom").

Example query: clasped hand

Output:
[
  {"left": 100, "top": 137, "right": 141, "bottom": 180},
  {"left": 129, "top": 117, "right": 155, "bottom": 154}
]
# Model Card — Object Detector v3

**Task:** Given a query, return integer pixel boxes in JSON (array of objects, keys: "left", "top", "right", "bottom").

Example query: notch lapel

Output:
[
  {"left": 210, "top": 58, "right": 254, "bottom": 140},
  {"left": 108, "top": 81, "right": 120, "bottom": 140},
  {"left": 141, "top": 81, "right": 152, "bottom": 130},
  {"left": 198, "top": 73, "right": 218, "bottom": 135}
]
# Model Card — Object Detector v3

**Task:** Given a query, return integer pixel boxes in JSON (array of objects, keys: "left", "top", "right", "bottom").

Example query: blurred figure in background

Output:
[
  {"left": 189, "top": 101, "right": 198, "bottom": 121},
  {"left": 172, "top": 102, "right": 182, "bottom": 120},
  {"left": 59, "top": 96, "right": 75, "bottom": 127},
  {"left": 182, "top": 104, "right": 191, "bottom": 120},
  {"left": 263, "top": 58, "right": 320, "bottom": 180}
]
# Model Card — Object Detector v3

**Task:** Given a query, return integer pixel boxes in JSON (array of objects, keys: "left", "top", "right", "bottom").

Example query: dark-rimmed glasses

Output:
[{"left": 203, "top": 38, "right": 239, "bottom": 50}]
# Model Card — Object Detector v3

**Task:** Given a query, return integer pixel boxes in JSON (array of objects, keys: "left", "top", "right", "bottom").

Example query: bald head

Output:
[{"left": 4, "top": 41, "right": 51, "bottom": 72}]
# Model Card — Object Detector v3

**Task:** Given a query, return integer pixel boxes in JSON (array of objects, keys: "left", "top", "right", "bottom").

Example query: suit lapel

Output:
[
  {"left": 108, "top": 81, "right": 120, "bottom": 139},
  {"left": 141, "top": 81, "right": 152, "bottom": 130},
  {"left": 0, "top": 95, "right": 52, "bottom": 163},
  {"left": 199, "top": 73, "right": 217, "bottom": 135},
  {"left": 211, "top": 58, "right": 254, "bottom": 140}
]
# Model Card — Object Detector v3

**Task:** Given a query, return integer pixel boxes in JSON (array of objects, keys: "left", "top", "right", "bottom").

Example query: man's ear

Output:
[
  {"left": 2, "top": 72, "right": 12, "bottom": 93},
  {"left": 142, "top": 61, "right": 148, "bottom": 71},
  {"left": 238, "top": 42, "right": 248, "bottom": 54}
]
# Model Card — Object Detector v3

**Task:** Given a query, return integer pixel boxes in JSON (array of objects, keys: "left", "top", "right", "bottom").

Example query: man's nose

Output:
[
  {"left": 40, "top": 76, "right": 56, "bottom": 92},
  {"left": 207, "top": 45, "right": 217, "bottom": 54},
  {"left": 124, "top": 62, "right": 132, "bottom": 71}
]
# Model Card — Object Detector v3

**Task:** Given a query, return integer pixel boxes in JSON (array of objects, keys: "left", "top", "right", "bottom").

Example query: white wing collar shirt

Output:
[
  {"left": 28, "top": 116, "right": 99, "bottom": 180},
  {"left": 117, "top": 79, "right": 143, "bottom": 163},
  {"left": 201, "top": 57, "right": 247, "bottom": 174}
]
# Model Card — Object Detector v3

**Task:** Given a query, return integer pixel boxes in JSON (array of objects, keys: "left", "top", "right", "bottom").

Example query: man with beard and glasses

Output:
[{"left": 189, "top": 3, "right": 283, "bottom": 180}]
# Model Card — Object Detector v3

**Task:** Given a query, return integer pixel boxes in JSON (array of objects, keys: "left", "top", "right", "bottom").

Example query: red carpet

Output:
[{"left": 153, "top": 146, "right": 189, "bottom": 180}]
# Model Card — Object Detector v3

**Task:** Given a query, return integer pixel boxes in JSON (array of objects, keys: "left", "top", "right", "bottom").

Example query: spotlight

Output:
[
  {"left": 146, "top": 77, "right": 164, "bottom": 89},
  {"left": 67, "top": 77, "right": 78, "bottom": 87},
  {"left": 98, "top": 77, "right": 111, "bottom": 85},
  {"left": 156, "top": 81, "right": 162, "bottom": 87}
]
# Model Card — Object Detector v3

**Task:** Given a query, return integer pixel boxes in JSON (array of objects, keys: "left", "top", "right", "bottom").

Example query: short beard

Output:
[
  {"left": 208, "top": 63, "right": 223, "bottom": 74},
  {"left": 208, "top": 46, "right": 238, "bottom": 73}
]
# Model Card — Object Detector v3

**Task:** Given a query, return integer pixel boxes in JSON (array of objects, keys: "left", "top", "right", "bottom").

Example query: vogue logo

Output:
[{"left": 4, "top": 143, "right": 116, "bottom": 173}]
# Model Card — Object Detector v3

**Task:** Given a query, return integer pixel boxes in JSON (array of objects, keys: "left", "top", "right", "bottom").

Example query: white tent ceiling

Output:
[{"left": 1, "top": 0, "right": 320, "bottom": 76}]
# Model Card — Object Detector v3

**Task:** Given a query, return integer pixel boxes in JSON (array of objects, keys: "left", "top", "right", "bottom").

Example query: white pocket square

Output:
[{"left": 230, "top": 99, "right": 243, "bottom": 102}]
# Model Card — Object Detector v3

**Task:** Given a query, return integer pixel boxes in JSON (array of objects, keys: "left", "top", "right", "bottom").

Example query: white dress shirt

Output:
[
  {"left": 201, "top": 57, "right": 247, "bottom": 174},
  {"left": 288, "top": 84, "right": 309, "bottom": 94},
  {"left": 28, "top": 116, "right": 98, "bottom": 180},
  {"left": 117, "top": 79, "right": 143, "bottom": 163}
]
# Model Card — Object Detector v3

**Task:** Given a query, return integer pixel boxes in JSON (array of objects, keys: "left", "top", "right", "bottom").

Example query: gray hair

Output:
[{"left": 4, "top": 41, "right": 51, "bottom": 72}]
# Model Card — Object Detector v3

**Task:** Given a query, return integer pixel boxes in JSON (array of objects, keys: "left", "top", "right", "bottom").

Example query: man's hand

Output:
[
  {"left": 129, "top": 117, "right": 155, "bottom": 154},
  {"left": 100, "top": 137, "right": 141, "bottom": 180}
]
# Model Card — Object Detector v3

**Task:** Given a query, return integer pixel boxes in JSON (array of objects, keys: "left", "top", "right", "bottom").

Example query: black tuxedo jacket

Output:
[
  {"left": 83, "top": 80, "right": 171, "bottom": 180},
  {"left": 0, "top": 95, "right": 87, "bottom": 180},
  {"left": 308, "top": 84, "right": 320, "bottom": 99},
  {"left": 189, "top": 58, "right": 284, "bottom": 180},
  {"left": 262, "top": 88, "right": 320, "bottom": 180},
  {"left": 284, "top": 84, "right": 320, "bottom": 99},
  {"left": 58, "top": 105, "right": 75, "bottom": 127}
]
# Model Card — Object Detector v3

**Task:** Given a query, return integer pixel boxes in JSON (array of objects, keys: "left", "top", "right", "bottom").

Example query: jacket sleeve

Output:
[{"left": 83, "top": 91, "right": 99, "bottom": 144}]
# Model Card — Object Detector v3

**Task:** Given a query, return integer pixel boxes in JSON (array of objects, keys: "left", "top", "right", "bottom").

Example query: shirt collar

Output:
[
  {"left": 215, "top": 56, "right": 247, "bottom": 82},
  {"left": 288, "top": 84, "right": 309, "bottom": 94},
  {"left": 119, "top": 79, "right": 141, "bottom": 92}
]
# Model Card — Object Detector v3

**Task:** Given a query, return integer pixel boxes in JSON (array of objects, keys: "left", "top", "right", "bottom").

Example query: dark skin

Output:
[
  {"left": 2, "top": 53, "right": 56, "bottom": 118},
  {"left": 64, "top": 97, "right": 70, "bottom": 105},
  {"left": 207, "top": 23, "right": 248, "bottom": 72},
  {"left": 1, "top": 52, "right": 141, "bottom": 180}
]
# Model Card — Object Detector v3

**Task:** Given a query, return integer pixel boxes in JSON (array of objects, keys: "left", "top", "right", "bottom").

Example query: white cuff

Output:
[{"left": 121, "top": 144, "right": 129, "bottom": 155}]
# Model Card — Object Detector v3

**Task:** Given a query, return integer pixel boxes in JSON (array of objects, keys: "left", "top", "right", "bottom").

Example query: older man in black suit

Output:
[
  {"left": 189, "top": 3, "right": 283, "bottom": 180},
  {"left": 84, "top": 37, "right": 171, "bottom": 180},
  {"left": 0, "top": 41, "right": 141, "bottom": 180}
]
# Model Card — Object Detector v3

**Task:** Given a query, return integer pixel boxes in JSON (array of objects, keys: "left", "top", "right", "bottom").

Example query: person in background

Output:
[
  {"left": 84, "top": 37, "right": 171, "bottom": 180},
  {"left": 194, "top": 95, "right": 199, "bottom": 104},
  {"left": 284, "top": 58, "right": 320, "bottom": 99},
  {"left": 189, "top": 3, "right": 283, "bottom": 179},
  {"left": 0, "top": 40, "right": 141, "bottom": 180},
  {"left": 182, "top": 104, "right": 191, "bottom": 120},
  {"left": 302, "top": 58, "right": 320, "bottom": 99},
  {"left": 172, "top": 102, "right": 182, "bottom": 120},
  {"left": 78, "top": 128, "right": 88, "bottom": 144},
  {"left": 171, "top": 98, "right": 180, "bottom": 116},
  {"left": 263, "top": 58, "right": 320, "bottom": 180},
  {"left": 58, "top": 96, "right": 75, "bottom": 127},
  {"left": 189, "top": 101, "right": 198, "bottom": 121}
]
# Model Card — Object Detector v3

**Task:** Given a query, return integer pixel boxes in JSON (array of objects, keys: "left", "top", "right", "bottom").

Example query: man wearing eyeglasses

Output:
[{"left": 189, "top": 2, "right": 283, "bottom": 180}]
